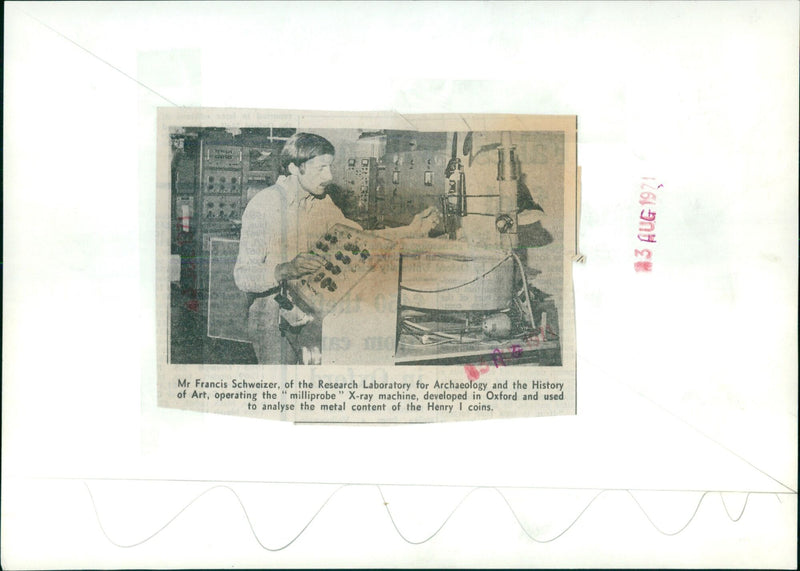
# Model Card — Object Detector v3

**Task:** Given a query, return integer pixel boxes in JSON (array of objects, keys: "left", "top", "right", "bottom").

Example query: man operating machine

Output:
[{"left": 234, "top": 133, "right": 439, "bottom": 365}]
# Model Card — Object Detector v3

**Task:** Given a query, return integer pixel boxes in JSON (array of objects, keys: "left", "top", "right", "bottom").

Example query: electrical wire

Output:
[
  {"left": 400, "top": 253, "right": 554, "bottom": 344},
  {"left": 402, "top": 320, "right": 482, "bottom": 344},
  {"left": 511, "top": 252, "right": 537, "bottom": 330},
  {"left": 400, "top": 255, "right": 512, "bottom": 294},
  {"left": 398, "top": 338, "right": 456, "bottom": 347}
]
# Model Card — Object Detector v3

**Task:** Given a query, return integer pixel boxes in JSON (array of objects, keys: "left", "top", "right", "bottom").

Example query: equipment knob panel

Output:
[{"left": 287, "top": 223, "right": 396, "bottom": 314}]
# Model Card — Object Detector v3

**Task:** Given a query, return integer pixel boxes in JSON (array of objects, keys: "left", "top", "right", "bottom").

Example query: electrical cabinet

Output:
[
  {"left": 171, "top": 134, "right": 287, "bottom": 318},
  {"left": 377, "top": 149, "right": 448, "bottom": 226},
  {"left": 200, "top": 144, "right": 244, "bottom": 224},
  {"left": 341, "top": 157, "right": 379, "bottom": 227}
]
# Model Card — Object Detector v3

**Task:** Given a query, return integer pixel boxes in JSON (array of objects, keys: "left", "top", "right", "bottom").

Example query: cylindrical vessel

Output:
[{"left": 399, "top": 239, "right": 513, "bottom": 311}]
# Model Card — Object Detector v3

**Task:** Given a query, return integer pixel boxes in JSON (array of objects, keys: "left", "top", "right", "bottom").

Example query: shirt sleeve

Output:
[{"left": 234, "top": 190, "right": 280, "bottom": 292}]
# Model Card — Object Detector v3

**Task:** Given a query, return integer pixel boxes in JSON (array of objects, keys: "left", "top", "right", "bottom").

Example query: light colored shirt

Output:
[{"left": 234, "top": 175, "right": 361, "bottom": 293}]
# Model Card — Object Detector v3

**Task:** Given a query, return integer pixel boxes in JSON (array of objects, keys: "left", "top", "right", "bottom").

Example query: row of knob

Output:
[
  {"left": 305, "top": 230, "right": 374, "bottom": 294},
  {"left": 312, "top": 274, "right": 337, "bottom": 292},
  {"left": 205, "top": 201, "right": 238, "bottom": 208},
  {"left": 299, "top": 272, "right": 339, "bottom": 292},
  {"left": 313, "top": 243, "right": 370, "bottom": 262}
]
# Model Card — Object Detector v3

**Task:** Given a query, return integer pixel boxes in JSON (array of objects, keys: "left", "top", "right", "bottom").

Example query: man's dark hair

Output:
[{"left": 280, "top": 133, "right": 335, "bottom": 175}]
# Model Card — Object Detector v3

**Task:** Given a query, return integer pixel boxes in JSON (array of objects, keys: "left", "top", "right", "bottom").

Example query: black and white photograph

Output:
[{"left": 166, "top": 119, "right": 574, "bottom": 369}]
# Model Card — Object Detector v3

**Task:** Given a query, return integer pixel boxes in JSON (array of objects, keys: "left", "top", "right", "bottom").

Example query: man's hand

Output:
[
  {"left": 275, "top": 252, "right": 325, "bottom": 281},
  {"left": 409, "top": 206, "right": 441, "bottom": 236}
]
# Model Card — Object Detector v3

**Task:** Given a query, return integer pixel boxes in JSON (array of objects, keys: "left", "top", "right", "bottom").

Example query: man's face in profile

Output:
[{"left": 293, "top": 154, "right": 334, "bottom": 197}]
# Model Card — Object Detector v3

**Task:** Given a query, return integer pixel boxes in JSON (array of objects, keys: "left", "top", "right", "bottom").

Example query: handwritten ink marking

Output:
[
  {"left": 463, "top": 340, "right": 531, "bottom": 381},
  {"left": 634, "top": 178, "right": 664, "bottom": 272},
  {"left": 491, "top": 348, "right": 507, "bottom": 368},
  {"left": 522, "top": 323, "right": 557, "bottom": 349}
]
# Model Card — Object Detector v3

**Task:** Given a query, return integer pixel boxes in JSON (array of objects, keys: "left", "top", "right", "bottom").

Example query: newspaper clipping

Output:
[{"left": 157, "top": 109, "right": 577, "bottom": 423}]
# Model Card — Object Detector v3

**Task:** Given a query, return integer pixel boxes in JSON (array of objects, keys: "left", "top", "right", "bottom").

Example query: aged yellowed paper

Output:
[{"left": 157, "top": 109, "right": 577, "bottom": 422}]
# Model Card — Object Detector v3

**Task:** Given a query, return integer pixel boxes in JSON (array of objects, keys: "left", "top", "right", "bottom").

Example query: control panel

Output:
[
  {"left": 288, "top": 223, "right": 395, "bottom": 315},
  {"left": 204, "top": 145, "right": 243, "bottom": 169},
  {"left": 342, "top": 158, "right": 378, "bottom": 225},
  {"left": 202, "top": 195, "right": 241, "bottom": 220},
  {"left": 201, "top": 145, "right": 244, "bottom": 222},
  {"left": 171, "top": 133, "right": 295, "bottom": 322},
  {"left": 377, "top": 150, "right": 448, "bottom": 226},
  {"left": 203, "top": 171, "right": 241, "bottom": 195},
  {"left": 244, "top": 147, "right": 281, "bottom": 196}
]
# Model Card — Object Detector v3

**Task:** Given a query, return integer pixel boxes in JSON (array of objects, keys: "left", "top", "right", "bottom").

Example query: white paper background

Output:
[{"left": 3, "top": 1, "right": 797, "bottom": 568}]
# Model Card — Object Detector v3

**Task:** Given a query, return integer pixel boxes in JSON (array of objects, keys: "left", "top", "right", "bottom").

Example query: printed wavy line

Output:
[
  {"left": 624, "top": 490, "right": 748, "bottom": 536},
  {"left": 85, "top": 482, "right": 346, "bottom": 551},
  {"left": 719, "top": 492, "right": 750, "bottom": 522},
  {"left": 85, "top": 483, "right": 767, "bottom": 550}
]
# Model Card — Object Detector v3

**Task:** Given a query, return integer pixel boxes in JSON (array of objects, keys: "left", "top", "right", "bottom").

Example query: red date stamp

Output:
[{"left": 634, "top": 177, "right": 664, "bottom": 272}]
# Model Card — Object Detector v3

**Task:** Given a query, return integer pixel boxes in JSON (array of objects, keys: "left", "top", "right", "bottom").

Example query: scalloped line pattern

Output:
[{"left": 84, "top": 483, "right": 769, "bottom": 550}]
